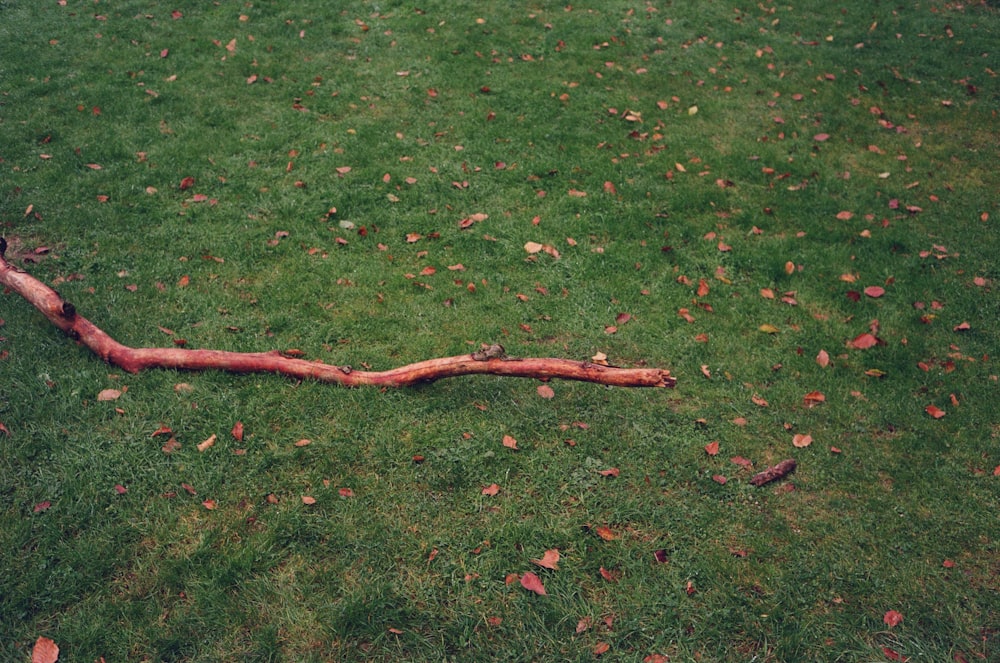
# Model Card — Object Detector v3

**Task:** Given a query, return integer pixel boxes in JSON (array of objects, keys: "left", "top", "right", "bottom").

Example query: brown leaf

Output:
[
  {"left": 161, "top": 437, "right": 181, "bottom": 454},
  {"left": 884, "top": 609, "right": 904, "bottom": 627},
  {"left": 502, "top": 435, "right": 518, "bottom": 450},
  {"left": 97, "top": 388, "right": 122, "bottom": 401},
  {"left": 520, "top": 571, "right": 547, "bottom": 595},
  {"left": 848, "top": 332, "right": 878, "bottom": 349},
  {"left": 179, "top": 176, "right": 195, "bottom": 190},
  {"left": 792, "top": 433, "right": 813, "bottom": 448},
  {"left": 537, "top": 384, "right": 555, "bottom": 399},
  {"left": 301, "top": 495, "right": 316, "bottom": 505},
  {"left": 231, "top": 421, "right": 244, "bottom": 441},
  {"left": 816, "top": 349, "right": 830, "bottom": 367},
  {"left": 202, "top": 499, "right": 217, "bottom": 510},
  {"left": 925, "top": 404, "right": 946, "bottom": 419},
  {"left": 803, "top": 391, "right": 825, "bottom": 407},
  {"left": 704, "top": 441, "right": 720, "bottom": 456},
  {"left": 594, "top": 642, "right": 611, "bottom": 656},
  {"left": 32, "top": 636, "right": 59, "bottom": 663},
  {"left": 595, "top": 525, "right": 617, "bottom": 541},
  {"left": 864, "top": 285, "right": 885, "bottom": 298},
  {"left": 197, "top": 434, "right": 216, "bottom": 452},
  {"left": 531, "top": 549, "right": 560, "bottom": 570}
]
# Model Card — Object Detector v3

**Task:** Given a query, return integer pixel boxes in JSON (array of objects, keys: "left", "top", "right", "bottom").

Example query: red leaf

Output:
[
  {"left": 814, "top": 133, "right": 830, "bottom": 142},
  {"left": 925, "top": 404, "right": 946, "bottom": 419},
  {"left": 179, "top": 176, "right": 195, "bottom": 190},
  {"left": 704, "top": 441, "right": 720, "bottom": 456},
  {"left": 883, "top": 646, "right": 909, "bottom": 662},
  {"left": 32, "top": 636, "right": 59, "bottom": 663},
  {"left": 712, "top": 474, "right": 727, "bottom": 484},
  {"left": 33, "top": 500, "right": 52, "bottom": 513},
  {"left": 884, "top": 609, "right": 904, "bottom": 627},
  {"left": 697, "top": 278, "right": 710, "bottom": 297},
  {"left": 502, "top": 435, "right": 518, "bottom": 450},
  {"left": 593, "top": 642, "right": 610, "bottom": 656},
  {"left": 231, "top": 421, "right": 244, "bottom": 441},
  {"left": 114, "top": 484, "right": 127, "bottom": 494},
  {"left": 953, "top": 321, "right": 970, "bottom": 332},
  {"left": 520, "top": 572, "right": 547, "bottom": 595},
  {"left": 531, "top": 549, "right": 560, "bottom": 570},
  {"left": 816, "top": 349, "right": 830, "bottom": 367},
  {"left": 338, "top": 487, "right": 354, "bottom": 498},
  {"left": 598, "top": 467, "right": 619, "bottom": 477},
  {"left": 482, "top": 483, "right": 500, "bottom": 496},
  {"left": 864, "top": 286, "right": 885, "bottom": 298},
  {"left": 731, "top": 456, "right": 753, "bottom": 469},
  {"left": 803, "top": 391, "right": 825, "bottom": 407},
  {"left": 848, "top": 332, "right": 878, "bottom": 349}
]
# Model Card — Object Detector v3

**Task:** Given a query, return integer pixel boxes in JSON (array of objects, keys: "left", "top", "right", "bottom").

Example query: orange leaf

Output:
[
  {"left": 925, "top": 404, "right": 946, "bottom": 419},
  {"left": 202, "top": 499, "right": 217, "bottom": 510},
  {"left": 531, "top": 549, "right": 560, "bottom": 570},
  {"left": 294, "top": 438, "right": 312, "bottom": 447},
  {"left": 704, "top": 441, "right": 720, "bottom": 456},
  {"left": 816, "top": 349, "right": 830, "bottom": 367},
  {"left": 697, "top": 278, "right": 710, "bottom": 297},
  {"left": 598, "top": 467, "right": 620, "bottom": 477},
  {"left": 301, "top": 495, "right": 316, "bottom": 505},
  {"left": 482, "top": 483, "right": 500, "bottom": 496},
  {"left": 231, "top": 421, "right": 244, "bottom": 441},
  {"left": 594, "top": 642, "right": 610, "bottom": 656},
  {"left": 836, "top": 210, "right": 854, "bottom": 220},
  {"left": 792, "top": 433, "right": 813, "bottom": 448},
  {"left": 502, "top": 435, "right": 518, "bottom": 450},
  {"left": 32, "top": 636, "right": 59, "bottom": 663},
  {"left": 760, "top": 288, "right": 775, "bottom": 299},
  {"left": 884, "top": 609, "right": 904, "bottom": 627},
  {"left": 520, "top": 571, "right": 547, "bottom": 595},
  {"left": 864, "top": 285, "right": 885, "bottom": 298},
  {"left": 751, "top": 394, "right": 769, "bottom": 408},
  {"left": 177, "top": 274, "right": 190, "bottom": 288},
  {"left": 848, "top": 332, "right": 878, "bottom": 349},
  {"left": 197, "top": 434, "right": 216, "bottom": 452},
  {"left": 700, "top": 364, "right": 712, "bottom": 379},
  {"left": 595, "top": 525, "right": 617, "bottom": 541},
  {"left": 803, "top": 391, "right": 826, "bottom": 407},
  {"left": 537, "top": 384, "right": 555, "bottom": 399}
]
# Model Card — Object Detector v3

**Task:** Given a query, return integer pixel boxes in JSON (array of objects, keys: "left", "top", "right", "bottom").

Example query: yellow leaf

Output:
[{"left": 759, "top": 324, "right": 780, "bottom": 334}]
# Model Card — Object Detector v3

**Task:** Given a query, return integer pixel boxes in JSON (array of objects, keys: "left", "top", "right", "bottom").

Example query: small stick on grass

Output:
[
  {"left": 750, "top": 459, "right": 797, "bottom": 487},
  {"left": 0, "top": 238, "right": 676, "bottom": 389}
]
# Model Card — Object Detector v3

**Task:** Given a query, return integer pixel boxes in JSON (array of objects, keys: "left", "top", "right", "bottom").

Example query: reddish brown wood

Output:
[
  {"left": 750, "top": 459, "right": 797, "bottom": 486},
  {"left": 0, "top": 238, "right": 675, "bottom": 389}
]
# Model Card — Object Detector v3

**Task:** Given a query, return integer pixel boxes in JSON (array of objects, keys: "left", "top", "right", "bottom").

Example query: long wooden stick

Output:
[{"left": 0, "top": 238, "right": 675, "bottom": 389}]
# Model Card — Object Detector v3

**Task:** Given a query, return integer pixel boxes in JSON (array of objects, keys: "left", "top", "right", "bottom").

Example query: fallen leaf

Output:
[
  {"left": 953, "top": 321, "right": 970, "bottom": 332},
  {"left": 231, "top": 421, "right": 244, "bottom": 441},
  {"left": 197, "top": 434, "right": 216, "bottom": 452},
  {"left": 816, "top": 349, "right": 830, "bottom": 367},
  {"left": 759, "top": 324, "right": 780, "bottom": 334},
  {"left": 537, "top": 384, "right": 555, "bottom": 399},
  {"left": 882, "top": 646, "right": 909, "bottom": 662},
  {"left": 848, "top": 332, "right": 878, "bottom": 349},
  {"left": 700, "top": 364, "right": 712, "bottom": 379},
  {"left": 864, "top": 285, "right": 885, "bottom": 298},
  {"left": 751, "top": 394, "right": 769, "bottom": 408},
  {"left": 179, "top": 176, "right": 195, "bottom": 190},
  {"left": 502, "top": 435, "right": 518, "bottom": 450},
  {"left": 653, "top": 549, "right": 669, "bottom": 563},
  {"left": 598, "top": 467, "right": 620, "bottom": 477},
  {"left": 884, "top": 609, "right": 904, "bottom": 627},
  {"left": 161, "top": 437, "right": 181, "bottom": 454},
  {"left": 294, "top": 438, "right": 311, "bottom": 447},
  {"left": 925, "top": 404, "right": 946, "bottom": 419},
  {"left": 595, "top": 525, "right": 617, "bottom": 541},
  {"left": 338, "top": 487, "right": 354, "bottom": 498},
  {"left": 524, "top": 241, "right": 544, "bottom": 254},
  {"left": 32, "top": 636, "right": 59, "bottom": 663},
  {"left": 202, "top": 499, "right": 217, "bottom": 510},
  {"left": 705, "top": 441, "right": 720, "bottom": 456},
  {"left": 594, "top": 642, "right": 610, "bottom": 656},
  {"left": 301, "top": 495, "right": 316, "bottom": 505},
  {"left": 482, "top": 483, "right": 500, "bottom": 496},
  {"left": 531, "top": 549, "right": 560, "bottom": 570},
  {"left": 97, "top": 388, "right": 121, "bottom": 401},
  {"left": 803, "top": 391, "right": 826, "bottom": 407},
  {"left": 520, "top": 571, "right": 547, "bottom": 595},
  {"left": 33, "top": 500, "right": 52, "bottom": 513},
  {"left": 792, "top": 433, "right": 813, "bottom": 448}
]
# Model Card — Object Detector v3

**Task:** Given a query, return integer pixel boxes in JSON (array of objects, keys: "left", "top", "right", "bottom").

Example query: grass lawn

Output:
[{"left": 1, "top": 0, "right": 998, "bottom": 661}]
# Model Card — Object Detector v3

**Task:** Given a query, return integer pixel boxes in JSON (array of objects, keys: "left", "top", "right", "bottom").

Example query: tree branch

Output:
[{"left": 0, "top": 238, "right": 675, "bottom": 389}]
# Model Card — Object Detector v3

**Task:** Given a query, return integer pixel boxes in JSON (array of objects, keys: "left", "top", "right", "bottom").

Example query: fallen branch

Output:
[
  {"left": 750, "top": 459, "right": 797, "bottom": 487},
  {"left": 0, "top": 238, "right": 675, "bottom": 389}
]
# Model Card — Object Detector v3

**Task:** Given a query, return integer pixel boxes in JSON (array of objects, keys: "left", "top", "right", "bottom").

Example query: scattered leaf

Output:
[
  {"left": 884, "top": 610, "right": 904, "bottom": 627},
  {"left": 202, "top": 499, "right": 217, "bottom": 510},
  {"left": 705, "top": 441, "right": 720, "bottom": 456},
  {"left": 482, "top": 483, "right": 500, "bottom": 496},
  {"left": 301, "top": 495, "right": 316, "bottom": 505},
  {"left": 97, "top": 388, "right": 121, "bottom": 401},
  {"left": 792, "top": 433, "right": 813, "bottom": 448},
  {"left": 759, "top": 324, "right": 780, "bottom": 334},
  {"left": 197, "top": 434, "right": 216, "bottom": 452},
  {"left": 32, "top": 636, "right": 59, "bottom": 663},
  {"left": 848, "top": 332, "right": 878, "bottom": 349},
  {"left": 925, "top": 404, "right": 946, "bottom": 419},
  {"left": 33, "top": 500, "right": 52, "bottom": 513},
  {"left": 502, "top": 435, "right": 518, "bottom": 450},
  {"left": 531, "top": 549, "right": 560, "bottom": 570},
  {"left": 864, "top": 285, "right": 885, "bottom": 298},
  {"left": 231, "top": 421, "right": 244, "bottom": 441},
  {"left": 520, "top": 571, "right": 547, "bottom": 595},
  {"left": 595, "top": 525, "right": 617, "bottom": 541},
  {"left": 803, "top": 391, "right": 826, "bottom": 407},
  {"left": 816, "top": 349, "right": 830, "bottom": 367},
  {"left": 594, "top": 642, "right": 610, "bottom": 656},
  {"left": 294, "top": 438, "right": 311, "bottom": 447},
  {"left": 537, "top": 384, "right": 555, "bottom": 399}
]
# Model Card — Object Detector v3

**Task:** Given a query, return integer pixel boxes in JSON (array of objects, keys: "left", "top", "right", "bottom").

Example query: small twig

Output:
[{"left": 0, "top": 238, "right": 676, "bottom": 389}]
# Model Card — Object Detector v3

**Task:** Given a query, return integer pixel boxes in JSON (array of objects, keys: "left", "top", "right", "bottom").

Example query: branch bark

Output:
[{"left": 0, "top": 238, "right": 675, "bottom": 389}]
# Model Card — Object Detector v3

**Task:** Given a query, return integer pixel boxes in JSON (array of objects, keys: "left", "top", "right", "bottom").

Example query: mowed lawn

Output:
[{"left": 1, "top": 1, "right": 998, "bottom": 661}]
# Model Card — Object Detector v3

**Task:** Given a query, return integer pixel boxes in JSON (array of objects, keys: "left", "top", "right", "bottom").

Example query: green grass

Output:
[{"left": 1, "top": 0, "right": 998, "bottom": 661}]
